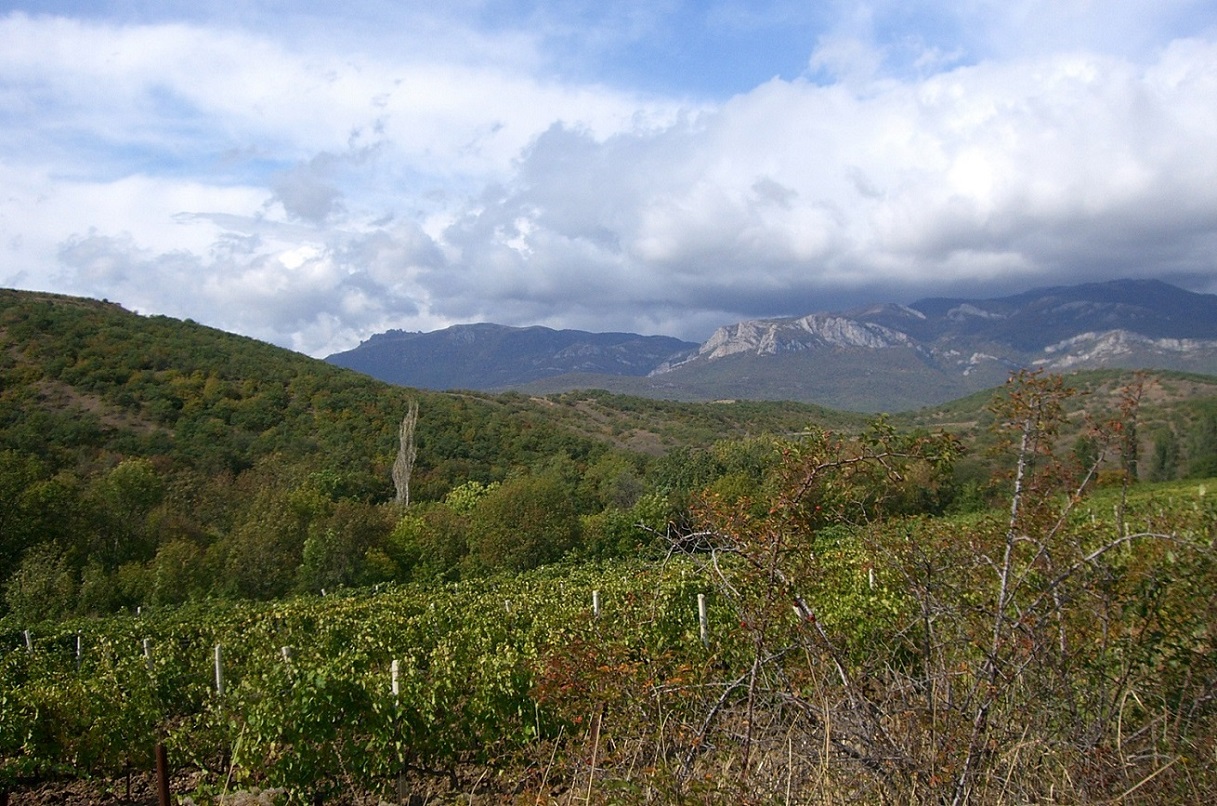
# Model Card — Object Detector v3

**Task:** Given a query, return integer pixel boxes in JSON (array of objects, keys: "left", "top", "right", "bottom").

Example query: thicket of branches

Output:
[{"left": 537, "top": 372, "right": 1217, "bottom": 803}]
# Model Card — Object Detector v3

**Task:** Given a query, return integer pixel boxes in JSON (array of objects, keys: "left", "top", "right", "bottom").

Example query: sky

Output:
[{"left": 2, "top": 1, "right": 1217, "bottom": 356}]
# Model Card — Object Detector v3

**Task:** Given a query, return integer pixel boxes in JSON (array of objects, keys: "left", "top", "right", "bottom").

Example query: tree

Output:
[
  {"left": 0, "top": 450, "right": 48, "bottom": 584},
  {"left": 149, "top": 539, "right": 208, "bottom": 606},
  {"left": 4, "top": 541, "right": 75, "bottom": 623},
  {"left": 465, "top": 471, "right": 580, "bottom": 574},
  {"left": 387, "top": 504, "right": 470, "bottom": 582},
  {"left": 1147, "top": 425, "right": 1180, "bottom": 481},
  {"left": 392, "top": 401, "right": 419, "bottom": 508},
  {"left": 217, "top": 488, "right": 310, "bottom": 600},
  {"left": 1187, "top": 410, "right": 1217, "bottom": 478},
  {"left": 579, "top": 452, "right": 647, "bottom": 510},
  {"left": 88, "top": 458, "right": 165, "bottom": 569},
  {"left": 296, "top": 501, "right": 391, "bottom": 592}
]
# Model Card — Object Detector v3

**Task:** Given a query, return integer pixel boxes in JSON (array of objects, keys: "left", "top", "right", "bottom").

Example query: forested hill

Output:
[
  {"left": 10, "top": 289, "right": 1217, "bottom": 803},
  {"left": 0, "top": 288, "right": 852, "bottom": 619},
  {"left": 8, "top": 287, "right": 1217, "bottom": 624}
]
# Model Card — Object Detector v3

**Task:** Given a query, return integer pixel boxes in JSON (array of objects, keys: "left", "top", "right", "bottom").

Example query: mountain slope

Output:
[
  {"left": 645, "top": 279, "right": 1217, "bottom": 410},
  {"left": 9, "top": 285, "right": 1217, "bottom": 621},
  {"left": 326, "top": 324, "right": 697, "bottom": 389},
  {"left": 337, "top": 279, "right": 1217, "bottom": 411},
  {"left": 1, "top": 287, "right": 860, "bottom": 612}
]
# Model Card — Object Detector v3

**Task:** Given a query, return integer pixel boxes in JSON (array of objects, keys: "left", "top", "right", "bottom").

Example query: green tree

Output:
[
  {"left": 88, "top": 458, "right": 166, "bottom": 569},
  {"left": 296, "top": 501, "right": 391, "bottom": 593},
  {"left": 443, "top": 480, "right": 500, "bottom": 514},
  {"left": 3, "top": 541, "right": 76, "bottom": 623},
  {"left": 1147, "top": 425, "right": 1181, "bottom": 481},
  {"left": 1187, "top": 411, "right": 1217, "bottom": 478},
  {"left": 148, "top": 538, "right": 209, "bottom": 606},
  {"left": 76, "top": 558, "right": 118, "bottom": 614},
  {"left": 465, "top": 471, "right": 580, "bottom": 574},
  {"left": 387, "top": 503, "right": 470, "bottom": 583},
  {"left": 216, "top": 487, "right": 310, "bottom": 600},
  {"left": 580, "top": 452, "right": 647, "bottom": 510},
  {"left": 0, "top": 450, "right": 48, "bottom": 584},
  {"left": 577, "top": 491, "right": 667, "bottom": 559}
]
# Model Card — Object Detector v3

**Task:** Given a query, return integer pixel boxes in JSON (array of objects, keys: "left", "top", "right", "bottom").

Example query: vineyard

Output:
[
  {"left": 5, "top": 478, "right": 1217, "bottom": 803},
  {"left": 0, "top": 561, "right": 742, "bottom": 803}
]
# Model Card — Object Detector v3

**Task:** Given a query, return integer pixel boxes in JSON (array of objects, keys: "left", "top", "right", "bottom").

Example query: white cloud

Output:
[
  {"left": 435, "top": 39, "right": 1217, "bottom": 327},
  {"left": 51, "top": 216, "right": 447, "bottom": 355},
  {"left": 2, "top": 5, "right": 1217, "bottom": 356}
]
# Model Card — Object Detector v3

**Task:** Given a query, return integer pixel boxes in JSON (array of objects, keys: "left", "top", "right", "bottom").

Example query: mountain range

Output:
[
  {"left": 326, "top": 324, "right": 698, "bottom": 390},
  {"left": 327, "top": 279, "right": 1217, "bottom": 411}
]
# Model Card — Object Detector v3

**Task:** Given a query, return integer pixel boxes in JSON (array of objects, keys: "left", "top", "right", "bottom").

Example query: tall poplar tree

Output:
[{"left": 392, "top": 401, "right": 419, "bottom": 508}]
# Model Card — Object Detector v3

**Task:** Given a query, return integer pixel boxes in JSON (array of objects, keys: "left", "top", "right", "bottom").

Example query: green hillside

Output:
[
  {"left": 0, "top": 289, "right": 864, "bottom": 618},
  {"left": 8, "top": 288, "right": 1217, "bottom": 626},
  {"left": 4, "top": 288, "right": 1217, "bottom": 802}
]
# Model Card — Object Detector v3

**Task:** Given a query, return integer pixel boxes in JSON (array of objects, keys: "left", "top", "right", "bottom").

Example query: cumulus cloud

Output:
[
  {"left": 435, "top": 41, "right": 1217, "bottom": 325},
  {"left": 53, "top": 216, "right": 447, "bottom": 355},
  {"left": 2, "top": 3, "right": 1217, "bottom": 356}
]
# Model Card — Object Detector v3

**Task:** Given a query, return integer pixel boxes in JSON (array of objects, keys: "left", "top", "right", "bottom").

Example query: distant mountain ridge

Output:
[
  {"left": 327, "top": 279, "right": 1217, "bottom": 411},
  {"left": 326, "top": 323, "right": 698, "bottom": 390}
]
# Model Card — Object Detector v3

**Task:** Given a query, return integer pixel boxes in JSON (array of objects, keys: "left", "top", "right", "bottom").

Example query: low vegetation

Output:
[{"left": 2, "top": 290, "right": 1217, "bottom": 802}]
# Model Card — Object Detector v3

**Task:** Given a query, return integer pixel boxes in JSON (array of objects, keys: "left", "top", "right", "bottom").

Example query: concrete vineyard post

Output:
[{"left": 698, "top": 594, "right": 709, "bottom": 646}]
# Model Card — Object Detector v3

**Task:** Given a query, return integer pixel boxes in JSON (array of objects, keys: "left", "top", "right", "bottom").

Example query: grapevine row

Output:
[{"left": 0, "top": 560, "right": 739, "bottom": 800}]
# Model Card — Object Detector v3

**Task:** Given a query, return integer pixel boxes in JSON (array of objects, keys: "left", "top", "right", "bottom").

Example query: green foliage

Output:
[
  {"left": 147, "top": 539, "right": 209, "bottom": 606},
  {"left": 87, "top": 458, "right": 166, "bottom": 569},
  {"left": 1148, "top": 424, "right": 1181, "bottom": 481},
  {"left": 577, "top": 491, "right": 667, "bottom": 560},
  {"left": 579, "top": 451, "right": 647, "bottom": 510},
  {"left": 5, "top": 289, "right": 1217, "bottom": 801},
  {"left": 296, "top": 501, "right": 393, "bottom": 593},
  {"left": 0, "top": 451, "right": 50, "bottom": 582},
  {"left": 465, "top": 471, "right": 581, "bottom": 574},
  {"left": 387, "top": 505, "right": 469, "bottom": 583},
  {"left": 0, "top": 562, "right": 721, "bottom": 798},
  {"left": 441, "top": 479, "right": 499, "bottom": 514},
  {"left": 3, "top": 542, "right": 76, "bottom": 624},
  {"left": 1187, "top": 409, "right": 1217, "bottom": 478}
]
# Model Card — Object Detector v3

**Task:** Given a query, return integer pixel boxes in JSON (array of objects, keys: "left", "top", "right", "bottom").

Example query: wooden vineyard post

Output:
[
  {"left": 698, "top": 594, "right": 709, "bottom": 646},
  {"left": 76, "top": 632, "right": 82, "bottom": 670},
  {"left": 592, "top": 590, "right": 601, "bottom": 619},
  {"left": 156, "top": 743, "right": 171, "bottom": 806}
]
